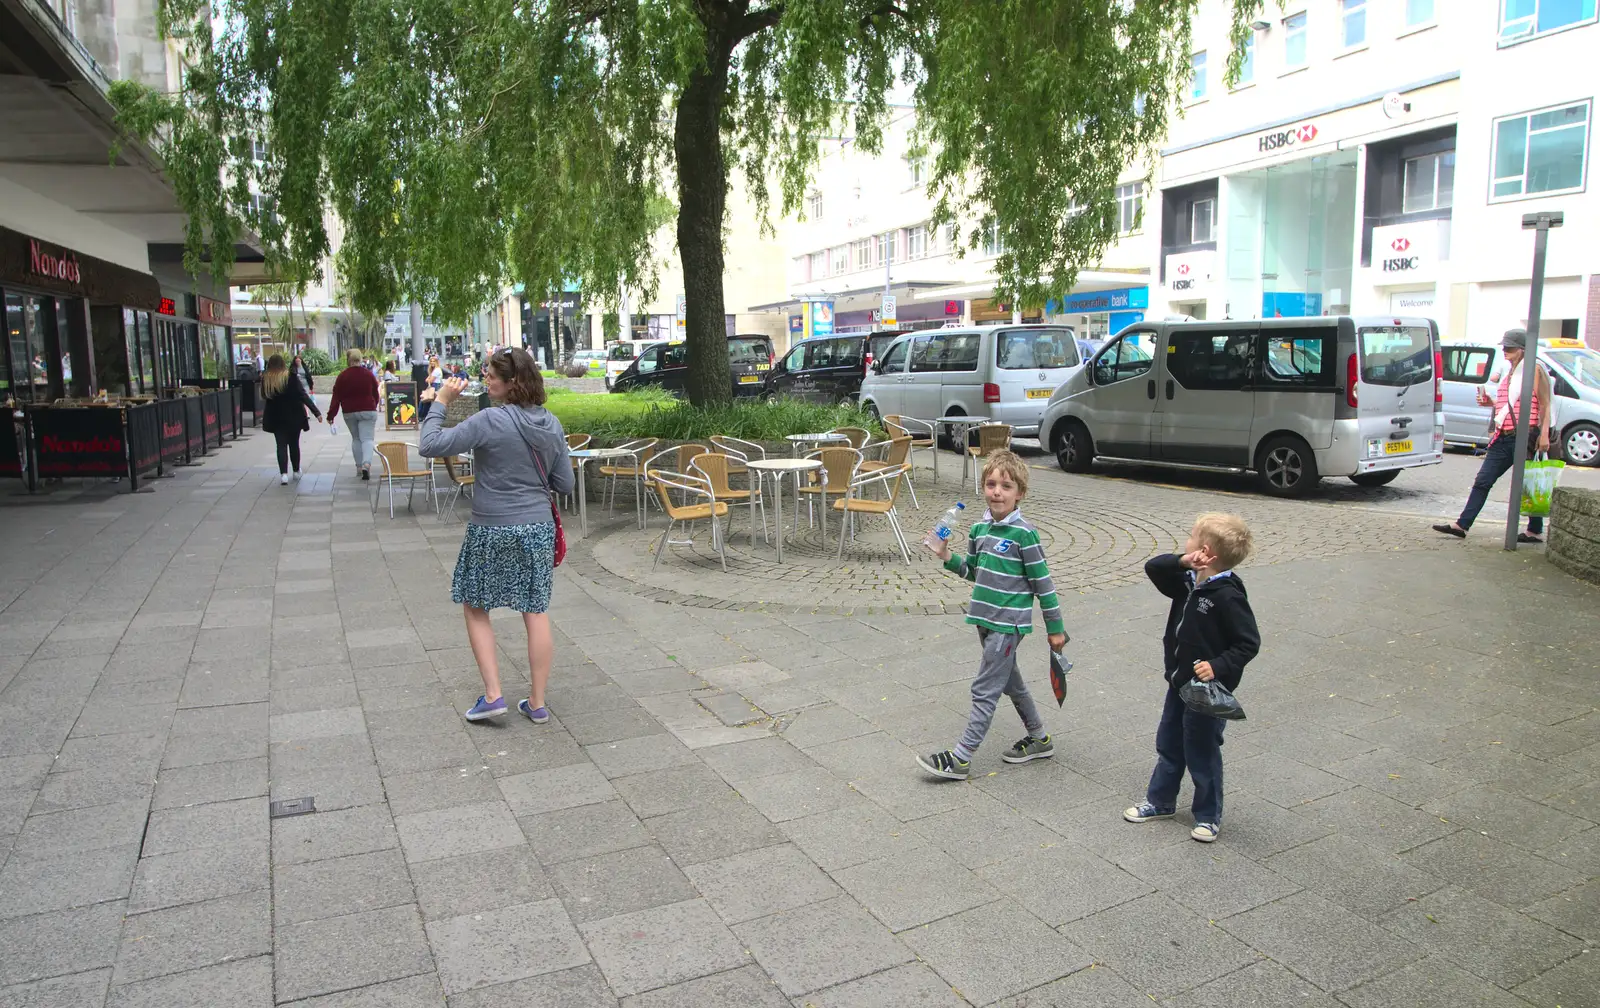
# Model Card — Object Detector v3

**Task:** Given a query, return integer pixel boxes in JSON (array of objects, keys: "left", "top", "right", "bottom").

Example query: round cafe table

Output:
[
  {"left": 932, "top": 416, "right": 990, "bottom": 482},
  {"left": 785, "top": 432, "right": 849, "bottom": 457},
  {"left": 746, "top": 458, "right": 823, "bottom": 563},
  {"left": 568, "top": 447, "right": 639, "bottom": 537}
]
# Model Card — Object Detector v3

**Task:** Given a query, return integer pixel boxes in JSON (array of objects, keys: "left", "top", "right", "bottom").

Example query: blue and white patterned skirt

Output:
[{"left": 451, "top": 522, "right": 556, "bottom": 613}]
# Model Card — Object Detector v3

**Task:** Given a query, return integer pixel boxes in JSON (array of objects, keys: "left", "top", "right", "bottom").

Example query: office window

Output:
[
  {"left": 852, "top": 238, "right": 874, "bottom": 270},
  {"left": 907, "top": 157, "right": 924, "bottom": 186},
  {"left": 806, "top": 191, "right": 822, "bottom": 220},
  {"left": 1406, "top": 0, "right": 1435, "bottom": 26},
  {"left": 1190, "top": 51, "right": 1207, "bottom": 99},
  {"left": 1500, "top": 0, "right": 1598, "bottom": 43},
  {"left": 832, "top": 245, "right": 848, "bottom": 274},
  {"left": 1285, "top": 11, "right": 1308, "bottom": 67},
  {"left": 1491, "top": 101, "right": 1590, "bottom": 200},
  {"left": 809, "top": 251, "right": 827, "bottom": 279},
  {"left": 880, "top": 232, "right": 897, "bottom": 265},
  {"left": 906, "top": 225, "right": 927, "bottom": 259},
  {"left": 1341, "top": 0, "right": 1367, "bottom": 47},
  {"left": 981, "top": 221, "right": 1005, "bottom": 257},
  {"left": 1237, "top": 37, "right": 1256, "bottom": 85},
  {"left": 1116, "top": 182, "right": 1145, "bottom": 235},
  {"left": 1403, "top": 151, "right": 1455, "bottom": 212},
  {"left": 1189, "top": 198, "right": 1215, "bottom": 244}
]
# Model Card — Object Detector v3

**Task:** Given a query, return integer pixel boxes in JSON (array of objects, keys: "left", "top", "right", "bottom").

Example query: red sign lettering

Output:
[
  {"left": 162, "top": 421, "right": 184, "bottom": 438},
  {"left": 28, "top": 240, "right": 82, "bottom": 286},
  {"left": 41, "top": 434, "right": 122, "bottom": 454}
]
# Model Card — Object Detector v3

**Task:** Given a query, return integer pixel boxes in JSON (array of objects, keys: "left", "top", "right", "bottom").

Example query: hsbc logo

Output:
[
  {"left": 1390, "top": 237, "right": 1411, "bottom": 252},
  {"left": 1177, "top": 264, "right": 1191, "bottom": 276},
  {"left": 1381, "top": 256, "right": 1420, "bottom": 272},
  {"left": 1258, "top": 121, "right": 1320, "bottom": 153}
]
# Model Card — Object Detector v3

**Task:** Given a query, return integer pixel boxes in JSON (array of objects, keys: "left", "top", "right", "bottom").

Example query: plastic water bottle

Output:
[{"left": 923, "top": 502, "right": 966, "bottom": 551}]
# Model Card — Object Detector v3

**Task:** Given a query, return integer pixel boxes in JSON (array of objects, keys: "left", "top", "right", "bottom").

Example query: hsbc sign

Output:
[
  {"left": 1370, "top": 221, "right": 1448, "bottom": 283},
  {"left": 1381, "top": 236, "right": 1418, "bottom": 273},
  {"left": 1257, "top": 121, "right": 1320, "bottom": 153},
  {"left": 1165, "top": 250, "right": 1215, "bottom": 296}
]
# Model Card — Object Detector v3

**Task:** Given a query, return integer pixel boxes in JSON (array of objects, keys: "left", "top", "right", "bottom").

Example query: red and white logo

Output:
[
  {"left": 1177, "top": 264, "right": 1191, "bottom": 276},
  {"left": 1296, "top": 123, "right": 1319, "bottom": 143},
  {"left": 1390, "top": 237, "right": 1411, "bottom": 252}
]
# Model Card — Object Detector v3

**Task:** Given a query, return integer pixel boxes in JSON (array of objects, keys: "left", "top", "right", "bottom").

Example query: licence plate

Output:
[
  {"left": 738, "top": 375, "right": 759, "bottom": 384},
  {"left": 1026, "top": 388, "right": 1053, "bottom": 399},
  {"left": 1384, "top": 439, "right": 1413, "bottom": 454}
]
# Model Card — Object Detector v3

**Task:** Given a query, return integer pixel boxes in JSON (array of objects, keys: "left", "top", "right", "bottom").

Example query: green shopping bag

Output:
[{"left": 1520, "top": 455, "right": 1565, "bottom": 517}]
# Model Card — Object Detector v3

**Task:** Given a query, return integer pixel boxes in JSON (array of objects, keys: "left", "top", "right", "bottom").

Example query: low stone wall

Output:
[{"left": 1548, "top": 486, "right": 1600, "bottom": 585}]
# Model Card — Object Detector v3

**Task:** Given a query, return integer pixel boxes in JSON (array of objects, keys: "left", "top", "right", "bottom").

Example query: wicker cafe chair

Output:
[
  {"left": 563, "top": 433, "right": 591, "bottom": 510},
  {"left": 436, "top": 455, "right": 475, "bottom": 521},
  {"left": 598, "top": 437, "right": 658, "bottom": 517},
  {"left": 967, "top": 423, "right": 1014, "bottom": 495},
  {"left": 647, "top": 470, "right": 729, "bottom": 572},
  {"left": 796, "top": 446, "right": 862, "bottom": 540},
  {"left": 833, "top": 463, "right": 914, "bottom": 564},
  {"left": 372, "top": 441, "right": 436, "bottom": 518},
  {"left": 881, "top": 414, "right": 937, "bottom": 475},
  {"left": 828, "top": 426, "right": 871, "bottom": 450},
  {"left": 860, "top": 434, "right": 919, "bottom": 509},
  {"left": 692, "top": 452, "right": 766, "bottom": 546},
  {"left": 709, "top": 435, "right": 765, "bottom": 483},
  {"left": 641, "top": 443, "right": 708, "bottom": 522}
]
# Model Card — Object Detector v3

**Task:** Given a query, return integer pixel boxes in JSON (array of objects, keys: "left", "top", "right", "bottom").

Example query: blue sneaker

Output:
[
  {"left": 518, "top": 700, "right": 550, "bottom": 724},
  {"left": 465, "top": 695, "right": 507, "bottom": 721}
]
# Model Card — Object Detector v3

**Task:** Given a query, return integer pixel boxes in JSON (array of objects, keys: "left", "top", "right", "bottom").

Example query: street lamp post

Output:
[{"left": 1503, "top": 210, "right": 1564, "bottom": 551}]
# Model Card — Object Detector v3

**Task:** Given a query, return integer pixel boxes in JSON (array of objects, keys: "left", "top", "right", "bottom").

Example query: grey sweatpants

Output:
[{"left": 953, "top": 629, "right": 1045, "bottom": 760}]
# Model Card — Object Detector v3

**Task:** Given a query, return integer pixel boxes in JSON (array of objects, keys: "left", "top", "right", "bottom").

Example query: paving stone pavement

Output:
[{"left": 0, "top": 411, "right": 1596, "bottom": 1007}]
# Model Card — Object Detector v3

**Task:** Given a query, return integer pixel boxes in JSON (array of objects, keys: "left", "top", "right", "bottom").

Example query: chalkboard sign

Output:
[
  {"left": 32, "top": 407, "right": 127, "bottom": 478},
  {"left": 386, "top": 381, "right": 418, "bottom": 428}
]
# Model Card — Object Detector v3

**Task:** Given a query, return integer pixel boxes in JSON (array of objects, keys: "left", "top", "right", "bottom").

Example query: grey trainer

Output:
[{"left": 1002, "top": 734, "right": 1055, "bottom": 764}]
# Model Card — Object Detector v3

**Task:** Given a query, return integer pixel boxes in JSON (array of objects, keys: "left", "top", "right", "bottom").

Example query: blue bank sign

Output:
[{"left": 1045, "top": 286, "right": 1149, "bottom": 315}]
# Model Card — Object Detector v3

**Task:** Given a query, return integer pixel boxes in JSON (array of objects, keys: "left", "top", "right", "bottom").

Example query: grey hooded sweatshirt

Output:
[{"left": 418, "top": 403, "right": 573, "bottom": 526}]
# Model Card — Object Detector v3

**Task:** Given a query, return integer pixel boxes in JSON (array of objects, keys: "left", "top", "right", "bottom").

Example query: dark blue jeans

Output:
[
  {"left": 1146, "top": 686, "right": 1226, "bottom": 824},
  {"left": 1457, "top": 429, "right": 1543, "bottom": 535}
]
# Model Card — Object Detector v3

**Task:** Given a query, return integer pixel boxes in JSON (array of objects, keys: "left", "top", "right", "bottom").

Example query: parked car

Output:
[
  {"left": 1038, "top": 316, "right": 1445, "bottom": 496},
  {"left": 1441, "top": 338, "right": 1600, "bottom": 466},
  {"left": 610, "top": 333, "right": 775, "bottom": 398},
  {"left": 571, "top": 349, "right": 607, "bottom": 369},
  {"left": 857, "top": 325, "right": 1082, "bottom": 438},
  {"left": 764, "top": 330, "right": 911, "bottom": 404}
]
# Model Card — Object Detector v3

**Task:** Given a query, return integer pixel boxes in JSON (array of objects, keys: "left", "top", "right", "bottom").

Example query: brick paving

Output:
[{"left": 0, "top": 414, "right": 1595, "bottom": 1007}]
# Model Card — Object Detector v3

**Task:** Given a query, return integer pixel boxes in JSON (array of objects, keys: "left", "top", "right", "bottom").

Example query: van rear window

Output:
[
  {"left": 997, "top": 328, "right": 1078, "bottom": 369},
  {"left": 728, "top": 338, "right": 771, "bottom": 364},
  {"left": 1359, "top": 326, "right": 1433, "bottom": 387}
]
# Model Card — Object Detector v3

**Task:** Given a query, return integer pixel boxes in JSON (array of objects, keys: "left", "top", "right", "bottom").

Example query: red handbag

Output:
[{"left": 527, "top": 440, "right": 567, "bottom": 566}]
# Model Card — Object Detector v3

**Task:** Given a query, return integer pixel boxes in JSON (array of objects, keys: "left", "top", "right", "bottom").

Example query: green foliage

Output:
[
  {"left": 110, "top": 0, "right": 1254, "bottom": 404},
  {"left": 546, "top": 389, "right": 879, "bottom": 444},
  {"left": 299, "top": 348, "right": 337, "bottom": 375}
]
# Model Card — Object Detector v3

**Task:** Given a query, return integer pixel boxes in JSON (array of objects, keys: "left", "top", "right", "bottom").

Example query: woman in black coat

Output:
[
  {"left": 261, "top": 353, "right": 322, "bottom": 484},
  {"left": 292, "top": 353, "right": 315, "bottom": 392}
]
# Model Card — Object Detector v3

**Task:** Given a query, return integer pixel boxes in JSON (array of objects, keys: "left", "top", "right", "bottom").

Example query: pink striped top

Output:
[{"left": 1494, "top": 366, "right": 1541, "bottom": 432}]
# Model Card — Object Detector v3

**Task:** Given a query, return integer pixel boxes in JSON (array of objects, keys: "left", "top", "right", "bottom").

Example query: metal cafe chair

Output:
[
  {"left": 436, "top": 455, "right": 475, "bottom": 521},
  {"left": 860, "top": 434, "right": 919, "bottom": 509},
  {"left": 372, "top": 441, "right": 436, "bottom": 518},
  {"left": 599, "top": 437, "right": 658, "bottom": 517},
  {"left": 691, "top": 452, "right": 767, "bottom": 546},
  {"left": 882, "top": 414, "right": 937, "bottom": 477},
  {"left": 647, "top": 470, "right": 730, "bottom": 572},
  {"left": 641, "top": 443, "right": 709, "bottom": 523},
  {"left": 796, "top": 446, "right": 862, "bottom": 541},
  {"left": 833, "top": 463, "right": 914, "bottom": 564},
  {"left": 967, "top": 423, "right": 1013, "bottom": 495}
]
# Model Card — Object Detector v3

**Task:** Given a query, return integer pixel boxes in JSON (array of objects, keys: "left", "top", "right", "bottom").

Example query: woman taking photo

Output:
[
  {"left": 328, "top": 348, "right": 381, "bottom": 480},
  {"left": 291, "top": 352, "right": 316, "bottom": 393},
  {"left": 261, "top": 353, "right": 322, "bottom": 484},
  {"left": 419, "top": 348, "right": 572, "bottom": 724}
]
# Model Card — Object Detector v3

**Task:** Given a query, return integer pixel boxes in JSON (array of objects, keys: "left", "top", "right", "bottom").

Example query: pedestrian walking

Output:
[
  {"left": 328, "top": 348, "right": 381, "bottom": 481},
  {"left": 1433, "top": 328, "right": 1553, "bottom": 544},
  {"left": 260, "top": 353, "right": 322, "bottom": 485},
  {"left": 917, "top": 450, "right": 1068, "bottom": 781},
  {"left": 418, "top": 348, "right": 573, "bottom": 725},
  {"left": 291, "top": 352, "right": 316, "bottom": 393},
  {"left": 1124, "top": 513, "right": 1260, "bottom": 843}
]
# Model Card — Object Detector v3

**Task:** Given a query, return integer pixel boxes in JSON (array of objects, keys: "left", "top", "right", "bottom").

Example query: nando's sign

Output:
[
  {"left": 29, "top": 240, "right": 81, "bottom": 286},
  {"left": 0, "top": 226, "right": 160, "bottom": 310},
  {"left": 1257, "top": 121, "right": 1320, "bottom": 154}
]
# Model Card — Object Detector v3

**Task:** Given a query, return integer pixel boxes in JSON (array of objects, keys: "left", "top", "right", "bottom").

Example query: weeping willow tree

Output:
[{"left": 111, "top": 1, "right": 1257, "bottom": 406}]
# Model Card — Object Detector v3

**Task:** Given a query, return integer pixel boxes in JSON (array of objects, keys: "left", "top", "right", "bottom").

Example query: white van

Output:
[
  {"left": 604, "top": 340, "right": 656, "bottom": 390},
  {"left": 1038, "top": 316, "right": 1444, "bottom": 496},
  {"left": 858, "top": 325, "right": 1082, "bottom": 437},
  {"left": 1441, "top": 339, "right": 1600, "bottom": 465}
]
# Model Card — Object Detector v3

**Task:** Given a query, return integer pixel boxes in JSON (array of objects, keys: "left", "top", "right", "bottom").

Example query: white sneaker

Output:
[
  {"left": 293, "top": 471, "right": 302, "bottom": 481},
  {"left": 1191, "top": 822, "right": 1220, "bottom": 843},
  {"left": 279, "top": 473, "right": 289, "bottom": 485}
]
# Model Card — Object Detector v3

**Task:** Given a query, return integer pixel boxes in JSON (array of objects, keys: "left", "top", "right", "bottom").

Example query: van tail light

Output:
[
  {"left": 768, "top": 352, "right": 775, "bottom": 366},
  {"left": 1345, "top": 353, "right": 1359, "bottom": 408},
  {"left": 1434, "top": 349, "right": 1443, "bottom": 404},
  {"left": 983, "top": 382, "right": 1001, "bottom": 403},
  {"left": 864, "top": 352, "right": 874, "bottom": 375}
]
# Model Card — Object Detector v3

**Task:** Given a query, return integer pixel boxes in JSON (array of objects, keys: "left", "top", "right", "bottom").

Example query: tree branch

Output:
[{"left": 738, "top": 3, "right": 784, "bottom": 40}]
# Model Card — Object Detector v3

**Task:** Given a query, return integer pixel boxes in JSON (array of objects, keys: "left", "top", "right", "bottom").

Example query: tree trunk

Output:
[{"left": 674, "top": 34, "right": 734, "bottom": 407}]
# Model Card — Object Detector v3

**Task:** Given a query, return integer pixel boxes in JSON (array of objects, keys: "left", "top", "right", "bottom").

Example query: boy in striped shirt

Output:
[{"left": 918, "top": 450, "right": 1067, "bottom": 781}]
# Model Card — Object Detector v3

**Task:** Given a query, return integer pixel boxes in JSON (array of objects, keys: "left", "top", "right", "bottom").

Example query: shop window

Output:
[
  {"left": 1091, "top": 333, "right": 1154, "bottom": 386},
  {"left": 806, "top": 190, "right": 823, "bottom": 220},
  {"left": 1500, "top": 0, "right": 1598, "bottom": 44},
  {"left": 1491, "top": 101, "right": 1590, "bottom": 200},
  {"left": 1189, "top": 199, "right": 1215, "bottom": 244},
  {"left": 1340, "top": 0, "right": 1366, "bottom": 47},
  {"left": 1403, "top": 150, "right": 1455, "bottom": 212},
  {"left": 906, "top": 225, "right": 927, "bottom": 259},
  {"left": 1284, "top": 11, "right": 1308, "bottom": 67},
  {"left": 1169, "top": 330, "right": 1254, "bottom": 391},
  {"left": 1263, "top": 334, "right": 1335, "bottom": 387},
  {"left": 1190, "top": 51, "right": 1207, "bottom": 99},
  {"left": 1406, "top": 0, "right": 1435, "bottom": 27},
  {"left": 1116, "top": 182, "right": 1145, "bottom": 235}
]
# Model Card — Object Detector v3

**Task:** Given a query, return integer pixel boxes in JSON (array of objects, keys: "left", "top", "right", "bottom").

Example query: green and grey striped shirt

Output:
[{"left": 942, "top": 508, "right": 1066, "bottom": 637}]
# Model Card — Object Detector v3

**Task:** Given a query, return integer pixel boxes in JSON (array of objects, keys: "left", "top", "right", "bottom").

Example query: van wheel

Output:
[
  {"left": 1056, "top": 420, "right": 1094, "bottom": 473},
  {"left": 860, "top": 401, "right": 880, "bottom": 424},
  {"left": 1563, "top": 422, "right": 1600, "bottom": 466},
  {"left": 1349, "top": 470, "right": 1400, "bottom": 488},
  {"left": 938, "top": 410, "right": 964, "bottom": 450},
  {"left": 1257, "top": 435, "right": 1319, "bottom": 497}
]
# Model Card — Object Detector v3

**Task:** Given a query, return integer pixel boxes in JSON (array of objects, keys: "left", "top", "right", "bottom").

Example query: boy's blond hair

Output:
[
  {"left": 1193, "top": 512, "right": 1253, "bottom": 570},
  {"left": 981, "top": 450, "right": 1029, "bottom": 496}
]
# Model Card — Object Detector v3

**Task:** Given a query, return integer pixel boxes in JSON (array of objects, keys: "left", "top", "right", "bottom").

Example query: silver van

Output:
[
  {"left": 858, "top": 325, "right": 1082, "bottom": 438},
  {"left": 1441, "top": 340, "right": 1600, "bottom": 466},
  {"left": 1038, "top": 316, "right": 1445, "bottom": 497}
]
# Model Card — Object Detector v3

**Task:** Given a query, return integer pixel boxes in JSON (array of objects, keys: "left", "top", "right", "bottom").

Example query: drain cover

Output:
[{"left": 269, "top": 797, "right": 316, "bottom": 818}]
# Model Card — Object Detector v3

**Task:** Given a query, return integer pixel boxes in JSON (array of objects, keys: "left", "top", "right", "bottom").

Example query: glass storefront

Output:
[
  {"left": 2, "top": 290, "right": 67, "bottom": 402},
  {"left": 1224, "top": 152, "right": 1358, "bottom": 319},
  {"left": 201, "top": 323, "right": 229, "bottom": 379}
]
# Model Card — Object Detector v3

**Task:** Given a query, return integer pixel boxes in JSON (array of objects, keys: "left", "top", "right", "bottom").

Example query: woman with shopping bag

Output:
[{"left": 1433, "top": 328, "right": 1553, "bottom": 544}]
